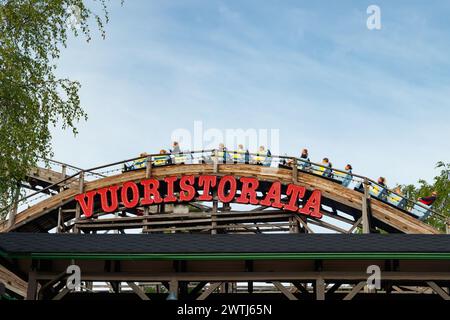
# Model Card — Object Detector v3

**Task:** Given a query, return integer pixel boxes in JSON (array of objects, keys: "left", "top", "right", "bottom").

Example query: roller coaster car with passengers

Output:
[{"left": 121, "top": 150, "right": 435, "bottom": 223}]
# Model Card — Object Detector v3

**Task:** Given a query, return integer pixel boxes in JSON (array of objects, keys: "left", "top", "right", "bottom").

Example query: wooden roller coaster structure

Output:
[
  {"left": 1, "top": 150, "right": 449, "bottom": 301},
  {"left": 0, "top": 149, "right": 447, "bottom": 235}
]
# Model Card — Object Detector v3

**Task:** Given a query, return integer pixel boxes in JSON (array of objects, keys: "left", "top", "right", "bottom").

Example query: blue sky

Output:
[{"left": 52, "top": 0, "right": 450, "bottom": 187}]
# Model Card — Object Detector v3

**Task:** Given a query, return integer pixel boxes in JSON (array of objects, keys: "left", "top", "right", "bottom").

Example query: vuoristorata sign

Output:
[{"left": 74, "top": 175, "right": 322, "bottom": 219}]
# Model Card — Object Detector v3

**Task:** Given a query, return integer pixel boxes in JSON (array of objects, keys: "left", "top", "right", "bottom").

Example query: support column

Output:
[
  {"left": 142, "top": 156, "right": 152, "bottom": 233},
  {"left": 361, "top": 178, "right": 371, "bottom": 234},
  {"left": 26, "top": 271, "right": 37, "bottom": 301},
  {"left": 60, "top": 165, "right": 67, "bottom": 192},
  {"left": 73, "top": 171, "right": 85, "bottom": 234},
  {"left": 57, "top": 207, "right": 63, "bottom": 234},
  {"left": 315, "top": 278, "right": 325, "bottom": 300},
  {"left": 292, "top": 158, "right": 298, "bottom": 183},
  {"left": 211, "top": 190, "right": 218, "bottom": 235},
  {"left": 197, "top": 282, "right": 222, "bottom": 300},
  {"left": 168, "top": 279, "right": 178, "bottom": 300},
  {"left": 273, "top": 281, "right": 298, "bottom": 300}
]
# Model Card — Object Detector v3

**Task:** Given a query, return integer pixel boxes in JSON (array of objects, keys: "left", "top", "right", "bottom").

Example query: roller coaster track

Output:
[{"left": 0, "top": 150, "right": 447, "bottom": 234}]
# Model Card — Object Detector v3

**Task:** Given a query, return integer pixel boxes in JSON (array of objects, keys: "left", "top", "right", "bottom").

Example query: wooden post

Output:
[
  {"left": 60, "top": 165, "right": 67, "bottom": 192},
  {"left": 292, "top": 158, "right": 298, "bottom": 183},
  {"left": 26, "top": 271, "right": 37, "bottom": 300},
  {"left": 169, "top": 279, "right": 178, "bottom": 300},
  {"left": 145, "top": 155, "right": 152, "bottom": 178},
  {"left": 273, "top": 281, "right": 298, "bottom": 300},
  {"left": 316, "top": 278, "right": 325, "bottom": 300},
  {"left": 197, "top": 282, "right": 222, "bottom": 300},
  {"left": 57, "top": 207, "right": 62, "bottom": 234},
  {"left": 73, "top": 171, "right": 85, "bottom": 234},
  {"left": 143, "top": 156, "right": 152, "bottom": 233},
  {"left": 446, "top": 219, "right": 450, "bottom": 235},
  {"left": 361, "top": 178, "right": 371, "bottom": 234},
  {"left": 213, "top": 154, "right": 218, "bottom": 173},
  {"left": 211, "top": 190, "right": 218, "bottom": 235}
]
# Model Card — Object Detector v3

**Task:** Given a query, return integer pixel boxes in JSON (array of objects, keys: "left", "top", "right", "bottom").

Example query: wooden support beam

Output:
[
  {"left": 189, "top": 282, "right": 207, "bottom": 297},
  {"left": 169, "top": 279, "right": 178, "bottom": 299},
  {"left": 0, "top": 265, "right": 27, "bottom": 298},
  {"left": 272, "top": 281, "right": 298, "bottom": 300},
  {"left": 37, "top": 271, "right": 67, "bottom": 300},
  {"left": 26, "top": 271, "right": 37, "bottom": 300},
  {"left": 197, "top": 282, "right": 222, "bottom": 300},
  {"left": 315, "top": 278, "right": 325, "bottom": 300},
  {"left": 145, "top": 156, "right": 152, "bottom": 178},
  {"left": 295, "top": 216, "right": 314, "bottom": 233},
  {"left": 427, "top": 281, "right": 450, "bottom": 300},
  {"left": 35, "top": 271, "right": 450, "bottom": 282},
  {"left": 347, "top": 217, "right": 363, "bottom": 234},
  {"left": 73, "top": 171, "right": 85, "bottom": 234},
  {"left": 60, "top": 165, "right": 67, "bottom": 192},
  {"left": 292, "top": 281, "right": 309, "bottom": 295},
  {"left": 127, "top": 282, "right": 150, "bottom": 300},
  {"left": 361, "top": 178, "right": 371, "bottom": 234},
  {"left": 292, "top": 159, "right": 298, "bottom": 183},
  {"left": 211, "top": 190, "right": 218, "bottom": 235},
  {"left": 143, "top": 156, "right": 152, "bottom": 232},
  {"left": 307, "top": 218, "right": 349, "bottom": 234},
  {"left": 326, "top": 282, "right": 342, "bottom": 295},
  {"left": 213, "top": 156, "right": 218, "bottom": 173},
  {"left": 52, "top": 287, "right": 70, "bottom": 300},
  {"left": 343, "top": 281, "right": 366, "bottom": 300}
]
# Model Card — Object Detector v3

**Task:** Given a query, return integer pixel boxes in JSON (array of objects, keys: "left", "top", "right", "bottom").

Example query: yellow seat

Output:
[
  {"left": 133, "top": 157, "right": 146, "bottom": 169},
  {"left": 253, "top": 154, "right": 265, "bottom": 163},
  {"left": 232, "top": 151, "right": 245, "bottom": 162},
  {"left": 370, "top": 185, "right": 383, "bottom": 197},
  {"left": 153, "top": 155, "right": 169, "bottom": 166},
  {"left": 387, "top": 193, "right": 402, "bottom": 206},
  {"left": 312, "top": 165, "right": 326, "bottom": 175}
]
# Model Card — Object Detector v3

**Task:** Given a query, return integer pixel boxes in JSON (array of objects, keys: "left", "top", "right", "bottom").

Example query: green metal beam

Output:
[{"left": 2, "top": 252, "right": 450, "bottom": 261}]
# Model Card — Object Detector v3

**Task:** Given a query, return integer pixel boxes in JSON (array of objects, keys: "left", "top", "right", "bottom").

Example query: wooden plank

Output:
[
  {"left": 343, "top": 281, "right": 366, "bottom": 300},
  {"left": 52, "top": 287, "right": 70, "bottom": 300},
  {"left": 362, "top": 179, "right": 371, "bottom": 233},
  {"left": 426, "top": 281, "right": 450, "bottom": 300},
  {"left": 295, "top": 216, "right": 314, "bottom": 233},
  {"left": 316, "top": 278, "right": 325, "bottom": 300},
  {"left": 347, "top": 217, "right": 363, "bottom": 234},
  {"left": 36, "top": 271, "right": 450, "bottom": 282},
  {"left": 0, "top": 265, "right": 27, "bottom": 297},
  {"left": 197, "top": 282, "right": 222, "bottom": 300},
  {"left": 127, "top": 282, "right": 150, "bottom": 300},
  {"left": 26, "top": 271, "right": 37, "bottom": 300},
  {"left": 273, "top": 281, "right": 298, "bottom": 300}
]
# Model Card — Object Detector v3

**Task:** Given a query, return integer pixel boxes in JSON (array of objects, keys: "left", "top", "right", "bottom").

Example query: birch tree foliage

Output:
[{"left": 0, "top": 0, "right": 115, "bottom": 216}]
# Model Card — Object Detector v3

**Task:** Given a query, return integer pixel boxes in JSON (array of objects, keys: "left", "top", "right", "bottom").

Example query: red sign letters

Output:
[{"left": 74, "top": 175, "right": 322, "bottom": 219}]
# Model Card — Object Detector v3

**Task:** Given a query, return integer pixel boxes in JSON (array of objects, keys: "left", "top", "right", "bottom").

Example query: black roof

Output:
[{"left": 1, "top": 233, "right": 449, "bottom": 255}]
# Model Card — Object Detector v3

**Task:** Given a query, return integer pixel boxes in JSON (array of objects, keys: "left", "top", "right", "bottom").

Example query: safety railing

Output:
[{"left": 0, "top": 149, "right": 448, "bottom": 231}]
